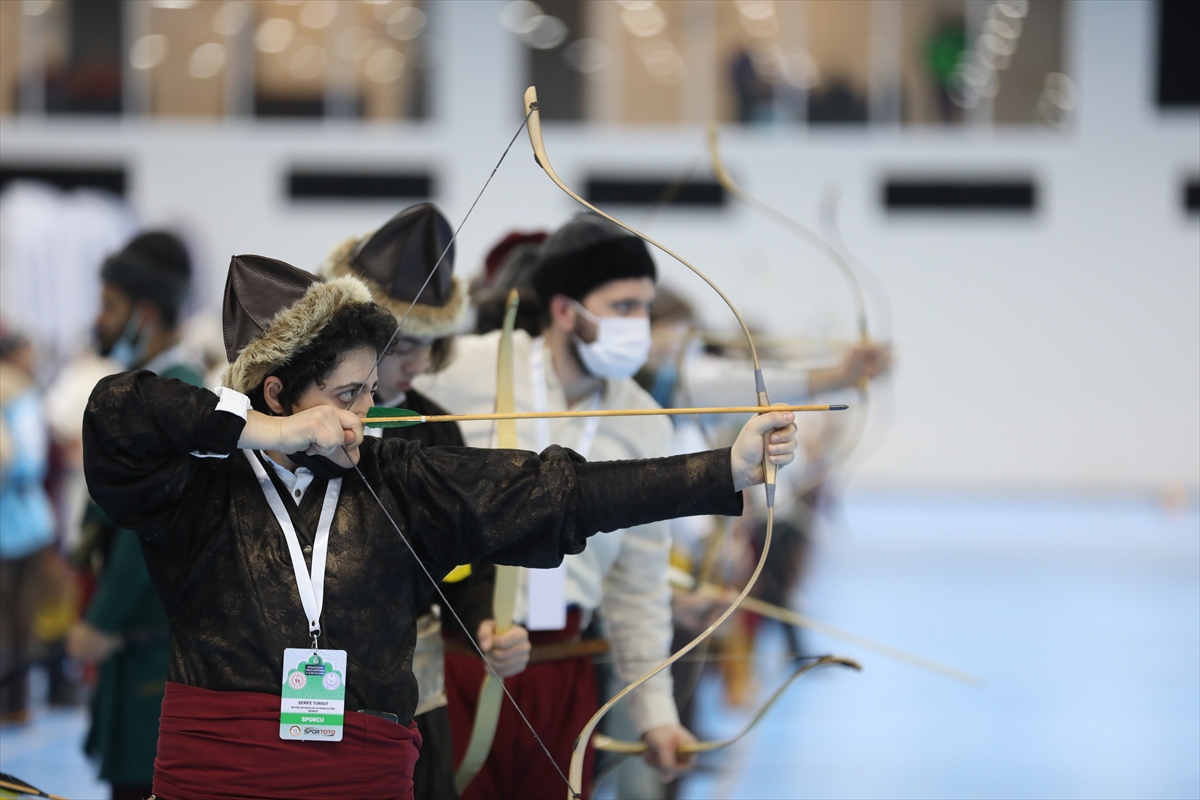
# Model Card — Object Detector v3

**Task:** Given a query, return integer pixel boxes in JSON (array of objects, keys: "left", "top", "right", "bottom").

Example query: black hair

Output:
[
  {"left": 531, "top": 236, "right": 657, "bottom": 317},
  {"left": 101, "top": 230, "right": 192, "bottom": 327},
  {"left": 247, "top": 302, "right": 397, "bottom": 414}
]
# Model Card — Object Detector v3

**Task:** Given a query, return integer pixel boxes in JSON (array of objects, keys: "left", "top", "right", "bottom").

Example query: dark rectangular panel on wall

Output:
[
  {"left": 585, "top": 177, "right": 726, "bottom": 207},
  {"left": 527, "top": 0, "right": 584, "bottom": 121},
  {"left": 46, "top": 0, "right": 123, "bottom": 114},
  {"left": 0, "top": 165, "right": 126, "bottom": 195},
  {"left": 884, "top": 180, "right": 1036, "bottom": 211},
  {"left": 1157, "top": 0, "right": 1200, "bottom": 107},
  {"left": 288, "top": 171, "right": 432, "bottom": 200},
  {"left": 1186, "top": 180, "right": 1200, "bottom": 213}
]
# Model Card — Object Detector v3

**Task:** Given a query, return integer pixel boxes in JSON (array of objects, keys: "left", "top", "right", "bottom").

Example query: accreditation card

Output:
[{"left": 280, "top": 648, "right": 347, "bottom": 742}]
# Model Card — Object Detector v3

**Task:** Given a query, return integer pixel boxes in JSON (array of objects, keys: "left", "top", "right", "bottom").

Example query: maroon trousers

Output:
[
  {"left": 153, "top": 682, "right": 422, "bottom": 800},
  {"left": 444, "top": 612, "right": 598, "bottom": 800}
]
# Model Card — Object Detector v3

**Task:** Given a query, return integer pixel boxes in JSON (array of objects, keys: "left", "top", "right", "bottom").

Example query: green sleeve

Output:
[
  {"left": 160, "top": 363, "right": 204, "bottom": 388},
  {"left": 84, "top": 529, "right": 158, "bottom": 634}
]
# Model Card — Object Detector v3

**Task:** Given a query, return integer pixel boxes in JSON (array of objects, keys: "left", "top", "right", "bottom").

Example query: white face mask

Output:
[{"left": 571, "top": 301, "right": 651, "bottom": 380}]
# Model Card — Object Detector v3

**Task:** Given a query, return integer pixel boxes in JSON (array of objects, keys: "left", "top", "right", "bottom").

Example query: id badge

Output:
[{"left": 280, "top": 648, "right": 347, "bottom": 742}]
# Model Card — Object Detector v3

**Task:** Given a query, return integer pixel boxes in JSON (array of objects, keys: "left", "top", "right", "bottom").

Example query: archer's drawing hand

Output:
[
  {"left": 731, "top": 406, "right": 797, "bottom": 491},
  {"left": 241, "top": 406, "right": 364, "bottom": 463}
]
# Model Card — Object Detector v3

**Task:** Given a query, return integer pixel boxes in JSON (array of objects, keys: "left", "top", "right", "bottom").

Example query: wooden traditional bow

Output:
[
  {"left": 521, "top": 85, "right": 806, "bottom": 800},
  {"left": 592, "top": 655, "right": 862, "bottom": 755},
  {"left": 0, "top": 773, "right": 68, "bottom": 800},
  {"left": 453, "top": 290, "right": 523, "bottom": 792},
  {"left": 708, "top": 126, "right": 878, "bottom": 487},
  {"left": 345, "top": 94, "right": 851, "bottom": 800}
]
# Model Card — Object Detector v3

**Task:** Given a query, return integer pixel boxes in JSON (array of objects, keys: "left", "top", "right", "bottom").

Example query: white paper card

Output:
[
  {"left": 525, "top": 563, "right": 568, "bottom": 631},
  {"left": 280, "top": 648, "right": 347, "bottom": 742}
]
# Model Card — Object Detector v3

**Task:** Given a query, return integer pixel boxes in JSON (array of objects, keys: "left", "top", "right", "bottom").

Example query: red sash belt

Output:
[{"left": 154, "top": 681, "right": 421, "bottom": 800}]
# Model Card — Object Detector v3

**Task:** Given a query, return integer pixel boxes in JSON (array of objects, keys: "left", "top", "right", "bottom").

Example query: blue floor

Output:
[
  {"left": 2, "top": 493, "right": 1197, "bottom": 800},
  {"left": 0, "top": 702, "right": 106, "bottom": 799},
  {"left": 679, "top": 493, "right": 1200, "bottom": 800}
]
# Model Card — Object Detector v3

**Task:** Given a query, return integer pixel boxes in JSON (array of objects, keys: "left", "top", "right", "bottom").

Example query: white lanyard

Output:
[
  {"left": 244, "top": 450, "right": 342, "bottom": 646},
  {"left": 530, "top": 337, "right": 601, "bottom": 458}
]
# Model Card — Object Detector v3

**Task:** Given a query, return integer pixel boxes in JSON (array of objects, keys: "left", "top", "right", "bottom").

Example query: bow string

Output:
[{"left": 343, "top": 108, "right": 578, "bottom": 795}]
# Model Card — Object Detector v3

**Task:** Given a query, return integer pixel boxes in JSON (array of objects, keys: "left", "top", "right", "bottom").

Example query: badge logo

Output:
[
  {"left": 289, "top": 725, "right": 301, "bottom": 737},
  {"left": 322, "top": 672, "right": 341, "bottom": 691},
  {"left": 288, "top": 672, "right": 307, "bottom": 690}
]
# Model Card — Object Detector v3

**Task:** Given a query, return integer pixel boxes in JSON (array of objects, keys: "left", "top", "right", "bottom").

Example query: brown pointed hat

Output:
[
  {"left": 320, "top": 203, "right": 466, "bottom": 338},
  {"left": 221, "top": 254, "right": 372, "bottom": 394}
]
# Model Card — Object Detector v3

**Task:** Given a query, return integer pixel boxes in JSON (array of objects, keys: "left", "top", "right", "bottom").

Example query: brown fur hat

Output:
[
  {"left": 320, "top": 204, "right": 467, "bottom": 339},
  {"left": 221, "top": 254, "right": 373, "bottom": 394}
]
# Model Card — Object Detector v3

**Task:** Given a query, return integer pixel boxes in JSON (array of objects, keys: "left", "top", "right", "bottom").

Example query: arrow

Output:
[{"left": 364, "top": 403, "right": 848, "bottom": 428}]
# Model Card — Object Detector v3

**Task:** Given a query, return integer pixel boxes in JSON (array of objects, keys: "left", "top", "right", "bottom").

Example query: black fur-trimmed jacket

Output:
[{"left": 82, "top": 371, "right": 742, "bottom": 724}]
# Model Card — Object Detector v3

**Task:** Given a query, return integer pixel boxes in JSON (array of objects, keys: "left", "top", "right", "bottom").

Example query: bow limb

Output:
[
  {"left": 453, "top": 290, "right": 523, "bottom": 793},
  {"left": 522, "top": 85, "right": 779, "bottom": 800},
  {"left": 591, "top": 656, "right": 862, "bottom": 756},
  {"left": 708, "top": 125, "right": 870, "bottom": 346},
  {"left": 0, "top": 773, "right": 71, "bottom": 800}
]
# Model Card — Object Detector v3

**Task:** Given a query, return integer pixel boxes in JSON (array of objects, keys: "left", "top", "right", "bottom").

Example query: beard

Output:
[{"left": 93, "top": 326, "right": 117, "bottom": 358}]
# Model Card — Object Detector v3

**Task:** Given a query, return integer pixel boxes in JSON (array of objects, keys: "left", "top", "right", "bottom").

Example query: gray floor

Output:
[{"left": 2, "top": 493, "right": 1197, "bottom": 800}]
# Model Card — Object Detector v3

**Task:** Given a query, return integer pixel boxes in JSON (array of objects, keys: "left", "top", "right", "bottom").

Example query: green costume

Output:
[{"left": 84, "top": 361, "right": 202, "bottom": 785}]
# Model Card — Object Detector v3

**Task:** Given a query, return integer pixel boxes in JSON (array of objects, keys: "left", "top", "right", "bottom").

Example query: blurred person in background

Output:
[
  {"left": 67, "top": 230, "right": 203, "bottom": 800},
  {"left": 322, "top": 204, "right": 532, "bottom": 800},
  {"left": 417, "top": 212, "right": 700, "bottom": 798},
  {"left": 636, "top": 287, "right": 890, "bottom": 716},
  {"left": 0, "top": 324, "right": 56, "bottom": 727},
  {"left": 470, "top": 230, "right": 548, "bottom": 337}
]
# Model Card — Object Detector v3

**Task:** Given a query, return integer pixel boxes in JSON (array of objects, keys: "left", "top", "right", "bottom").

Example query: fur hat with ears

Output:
[
  {"left": 221, "top": 254, "right": 373, "bottom": 394},
  {"left": 320, "top": 203, "right": 467, "bottom": 339}
]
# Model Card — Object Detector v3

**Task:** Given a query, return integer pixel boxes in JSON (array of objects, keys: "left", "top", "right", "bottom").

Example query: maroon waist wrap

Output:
[{"left": 153, "top": 681, "right": 422, "bottom": 800}]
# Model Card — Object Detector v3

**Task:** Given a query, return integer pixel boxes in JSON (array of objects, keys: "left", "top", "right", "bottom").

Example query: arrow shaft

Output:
[
  {"left": 366, "top": 403, "right": 847, "bottom": 425},
  {"left": 690, "top": 582, "right": 983, "bottom": 687}
]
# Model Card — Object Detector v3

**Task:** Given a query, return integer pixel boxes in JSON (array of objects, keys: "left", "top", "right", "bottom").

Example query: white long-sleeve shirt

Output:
[{"left": 415, "top": 330, "right": 679, "bottom": 734}]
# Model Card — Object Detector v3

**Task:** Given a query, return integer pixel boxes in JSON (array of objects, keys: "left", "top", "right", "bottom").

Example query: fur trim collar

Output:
[
  {"left": 321, "top": 236, "right": 466, "bottom": 339},
  {"left": 222, "top": 275, "right": 373, "bottom": 394}
]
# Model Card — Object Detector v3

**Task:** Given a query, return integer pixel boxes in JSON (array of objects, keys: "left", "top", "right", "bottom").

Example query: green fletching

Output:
[{"left": 365, "top": 407, "right": 424, "bottom": 428}]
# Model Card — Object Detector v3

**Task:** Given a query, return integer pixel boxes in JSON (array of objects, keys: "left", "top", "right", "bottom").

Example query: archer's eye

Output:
[{"left": 614, "top": 299, "right": 643, "bottom": 316}]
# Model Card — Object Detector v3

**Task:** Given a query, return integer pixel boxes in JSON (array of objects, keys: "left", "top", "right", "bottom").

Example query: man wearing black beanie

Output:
[
  {"left": 417, "top": 213, "right": 699, "bottom": 798},
  {"left": 93, "top": 230, "right": 194, "bottom": 373},
  {"left": 68, "top": 229, "right": 204, "bottom": 800}
]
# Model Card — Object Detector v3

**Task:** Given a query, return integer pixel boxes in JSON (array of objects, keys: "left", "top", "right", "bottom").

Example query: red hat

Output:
[{"left": 483, "top": 231, "right": 549, "bottom": 284}]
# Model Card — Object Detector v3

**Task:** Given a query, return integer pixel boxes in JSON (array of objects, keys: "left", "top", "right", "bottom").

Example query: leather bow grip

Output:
[{"left": 756, "top": 374, "right": 777, "bottom": 508}]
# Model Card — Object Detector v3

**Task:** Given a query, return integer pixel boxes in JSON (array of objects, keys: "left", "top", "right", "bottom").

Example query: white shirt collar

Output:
[{"left": 259, "top": 451, "right": 314, "bottom": 506}]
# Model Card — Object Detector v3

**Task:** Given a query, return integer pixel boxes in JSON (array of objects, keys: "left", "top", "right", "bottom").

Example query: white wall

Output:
[{"left": 1, "top": 0, "right": 1196, "bottom": 493}]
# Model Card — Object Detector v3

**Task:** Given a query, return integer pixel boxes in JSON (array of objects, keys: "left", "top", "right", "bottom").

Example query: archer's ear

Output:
[
  {"left": 548, "top": 294, "right": 576, "bottom": 332},
  {"left": 263, "top": 376, "right": 288, "bottom": 415},
  {"left": 135, "top": 300, "right": 162, "bottom": 326}
]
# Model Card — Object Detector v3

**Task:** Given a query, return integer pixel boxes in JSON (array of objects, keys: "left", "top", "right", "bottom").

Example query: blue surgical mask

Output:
[
  {"left": 108, "top": 309, "right": 149, "bottom": 369},
  {"left": 649, "top": 363, "right": 678, "bottom": 408}
]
